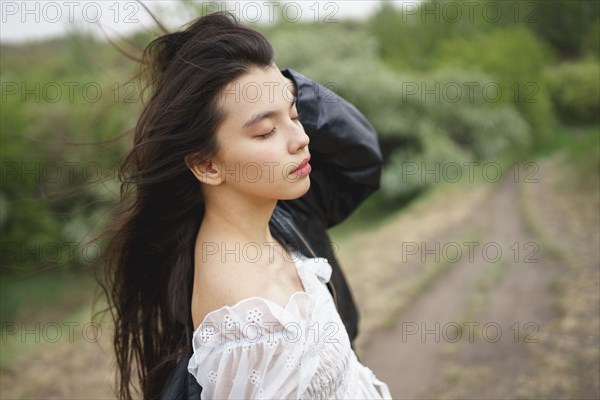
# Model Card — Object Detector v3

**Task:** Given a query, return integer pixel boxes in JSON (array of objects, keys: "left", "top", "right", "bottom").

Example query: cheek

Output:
[
  {"left": 218, "top": 139, "right": 302, "bottom": 187},
  {"left": 217, "top": 145, "right": 259, "bottom": 171},
  {"left": 240, "top": 146, "right": 282, "bottom": 172},
  {"left": 241, "top": 160, "right": 302, "bottom": 188},
  {"left": 218, "top": 147, "right": 280, "bottom": 183}
]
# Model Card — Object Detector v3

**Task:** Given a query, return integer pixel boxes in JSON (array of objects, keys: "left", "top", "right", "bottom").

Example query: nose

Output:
[{"left": 290, "top": 121, "right": 310, "bottom": 153}]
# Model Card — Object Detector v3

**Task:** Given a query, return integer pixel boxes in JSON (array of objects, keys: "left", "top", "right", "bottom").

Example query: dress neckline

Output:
[{"left": 191, "top": 249, "right": 310, "bottom": 335}]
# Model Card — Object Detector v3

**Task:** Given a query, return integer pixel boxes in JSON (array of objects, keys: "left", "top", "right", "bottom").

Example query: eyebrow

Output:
[{"left": 242, "top": 98, "right": 297, "bottom": 129}]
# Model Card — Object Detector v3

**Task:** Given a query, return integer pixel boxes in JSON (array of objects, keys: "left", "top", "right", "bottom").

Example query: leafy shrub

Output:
[
  {"left": 368, "top": 0, "right": 523, "bottom": 71},
  {"left": 423, "top": 68, "right": 531, "bottom": 154},
  {"left": 270, "top": 24, "right": 424, "bottom": 140},
  {"left": 272, "top": 27, "right": 534, "bottom": 202},
  {"left": 381, "top": 122, "right": 471, "bottom": 201},
  {"left": 582, "top": 19, "right": 600, "bottom": 59},
  {"left": 528, "top": 0, "right": 600, "bottom": 58},
  {"left": 379, "top": 102, "right": 531, "bottom": 201},
  {"left": 434, "top": 26, "right": 555, "bottom": 145},
  {"left": 0, "top": 38, "right": 133, "bottom": 270},
  {"left": 545, "top": 59, "right": 600, "bottom": 124},
  {"left": 454, "top": 106, "right": 531, "bottom": 158}
]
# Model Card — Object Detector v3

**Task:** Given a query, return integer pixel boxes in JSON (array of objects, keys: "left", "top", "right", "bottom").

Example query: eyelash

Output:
[
  {"left": 258, "top": 115, "right": 300, "bottom": 139},
  {"left": 259, "top": 128, "right": 277, "bottom": 139}
]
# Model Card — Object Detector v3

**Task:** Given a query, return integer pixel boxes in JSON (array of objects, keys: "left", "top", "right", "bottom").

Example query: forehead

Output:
[{"left": 217, "top": 66, "right": 294, "bottom": 125}]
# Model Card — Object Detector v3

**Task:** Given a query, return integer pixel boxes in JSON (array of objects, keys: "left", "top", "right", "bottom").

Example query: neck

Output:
[{"left": 200, "top": 186, "right": 278, "bottom": 246}]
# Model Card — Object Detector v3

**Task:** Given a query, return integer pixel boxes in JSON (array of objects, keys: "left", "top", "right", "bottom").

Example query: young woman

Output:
[{"left": 103, "top": 12, "right": 391, "bottom": 400}]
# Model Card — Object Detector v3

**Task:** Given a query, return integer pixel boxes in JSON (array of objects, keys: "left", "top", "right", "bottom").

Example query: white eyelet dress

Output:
[{"left": 188, "top": 250, "right": 393, "bottom": 399}]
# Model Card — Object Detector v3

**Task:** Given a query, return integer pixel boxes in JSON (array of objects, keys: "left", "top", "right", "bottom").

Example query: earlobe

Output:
[{"left": 186, "top": 157, "right": 223, "bottom": 186}]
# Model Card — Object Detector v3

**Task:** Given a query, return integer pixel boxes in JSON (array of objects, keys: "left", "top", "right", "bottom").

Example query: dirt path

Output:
[{"left": 360, "top": 174, "right": 562, "bottom": 399}]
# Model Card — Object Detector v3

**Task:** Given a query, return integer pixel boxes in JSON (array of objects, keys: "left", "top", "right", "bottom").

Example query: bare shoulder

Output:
[{"left": 191, "top": 257, "right": 268, "bottom": 330}]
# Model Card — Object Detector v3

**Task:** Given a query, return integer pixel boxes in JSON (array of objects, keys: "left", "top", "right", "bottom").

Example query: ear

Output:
[{"left": 185, "top": 155, "right": 223, "bottom": 186}]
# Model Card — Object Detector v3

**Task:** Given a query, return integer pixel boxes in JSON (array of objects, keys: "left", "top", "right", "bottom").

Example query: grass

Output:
[
  {"left": 564, "top": 124, "right": 600, "bottom": 186},
  {"left": 0, "top": 267, "right": 99, "bottom": 368},
  {"left": 0, "top": 267, "right": 97, "bottom": 324},
  {"left": 518, "top": 173, "right": 569, "bottom": 263},
  {"left": 329, "top": 160, "right": 500, "bottom": 243},
  {"left": 518, "top": 122, "right": 599, "bottom": 262},
  {"left": 509, "top": 127, "right": 600, "bottom": 399},
  {"left": 328, "top": 122, "right": 598, "bottom": 242},
  {"left": 328, "top": 190, "right": 406, "bottom": 241},
  {"left": 535, "top": 122, "right": 599, "bottom": 156},
  {"left": 457, "top": 257, "right": 511, "bottom": 339}
]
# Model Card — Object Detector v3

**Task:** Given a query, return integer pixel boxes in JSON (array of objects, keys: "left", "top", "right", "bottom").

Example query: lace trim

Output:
[{"left": 191, "top": 249, "right": 331, "bottom": 338}]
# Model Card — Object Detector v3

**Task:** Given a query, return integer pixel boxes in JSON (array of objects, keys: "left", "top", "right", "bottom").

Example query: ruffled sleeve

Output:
[{"left": 187, "top": 293, "right": 314, "bottom": 400}]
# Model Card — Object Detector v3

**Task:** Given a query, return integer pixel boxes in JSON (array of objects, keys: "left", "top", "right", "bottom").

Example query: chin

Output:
[{"left": 280, "top": 178, "right": 311, "bottom": 200}]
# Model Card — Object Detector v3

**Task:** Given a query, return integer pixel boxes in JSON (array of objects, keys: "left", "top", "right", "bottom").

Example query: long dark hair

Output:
[{"left": 99, "top": 12, "right": 274, "bottom": 400}]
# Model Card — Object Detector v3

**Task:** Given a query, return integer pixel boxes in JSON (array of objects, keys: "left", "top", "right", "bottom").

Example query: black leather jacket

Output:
[{"left": 161, "top": 69, "right": 383, "bottom": 399}]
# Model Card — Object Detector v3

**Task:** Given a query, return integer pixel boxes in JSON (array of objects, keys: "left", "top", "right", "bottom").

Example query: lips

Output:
[{"left": 290, "top": 155, "right": 311, "bottom": 176}]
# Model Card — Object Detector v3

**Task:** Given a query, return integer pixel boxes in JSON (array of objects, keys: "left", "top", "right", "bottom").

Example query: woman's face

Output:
[{"left": 206, "top": 64, "right": 311, "bottom": 201}]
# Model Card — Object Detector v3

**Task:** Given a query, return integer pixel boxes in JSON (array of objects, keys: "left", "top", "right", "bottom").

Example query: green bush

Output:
[
  {"left": 379, "top": 101, "right": 531, "bottom": 202},
  {"left": 0, "top": 38, "right": 133, "bottom": 270},
  {"left": 420, "top": 68, "right": 532, "bottom": 157},
  {"left": 528, "top": 0, "right": 600, "bottom": 58},
  {"left": 455, "top": 106, "right": 531, "bottom": 159},
  {"left": 368, "top": 0, "right": 522, "bottom": 72},
  {"left": 434, "top": 26, "right": 555, "bottom": 146},
  {"left": 270, "top": 24, "right": 424, "bottom": 139},
  {"left": 582, "top": 19, "right": 600, "bottom": 59},
  {"left": 272, "top": 27, "right": 534, "bottom": 202},
  {"left": 545, "top": 59, "right": 600, "bottom": 124},
  {"left": 381, "top": 122, "right": 471, "bottom": 201}
]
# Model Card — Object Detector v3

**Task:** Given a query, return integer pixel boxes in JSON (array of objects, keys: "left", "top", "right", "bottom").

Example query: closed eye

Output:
[{"left": 258, "top": 127, "right": 277, "bottom": 139}]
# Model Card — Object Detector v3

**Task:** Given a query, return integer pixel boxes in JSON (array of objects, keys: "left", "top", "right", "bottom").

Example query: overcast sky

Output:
[{"left": 1, "top": 1, "right": 410, "bottom": 43}]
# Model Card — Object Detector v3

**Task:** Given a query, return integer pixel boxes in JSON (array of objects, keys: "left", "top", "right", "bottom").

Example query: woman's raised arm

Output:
[{"left": 281, "top": 69, "right": 383, "bottom": 229}]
